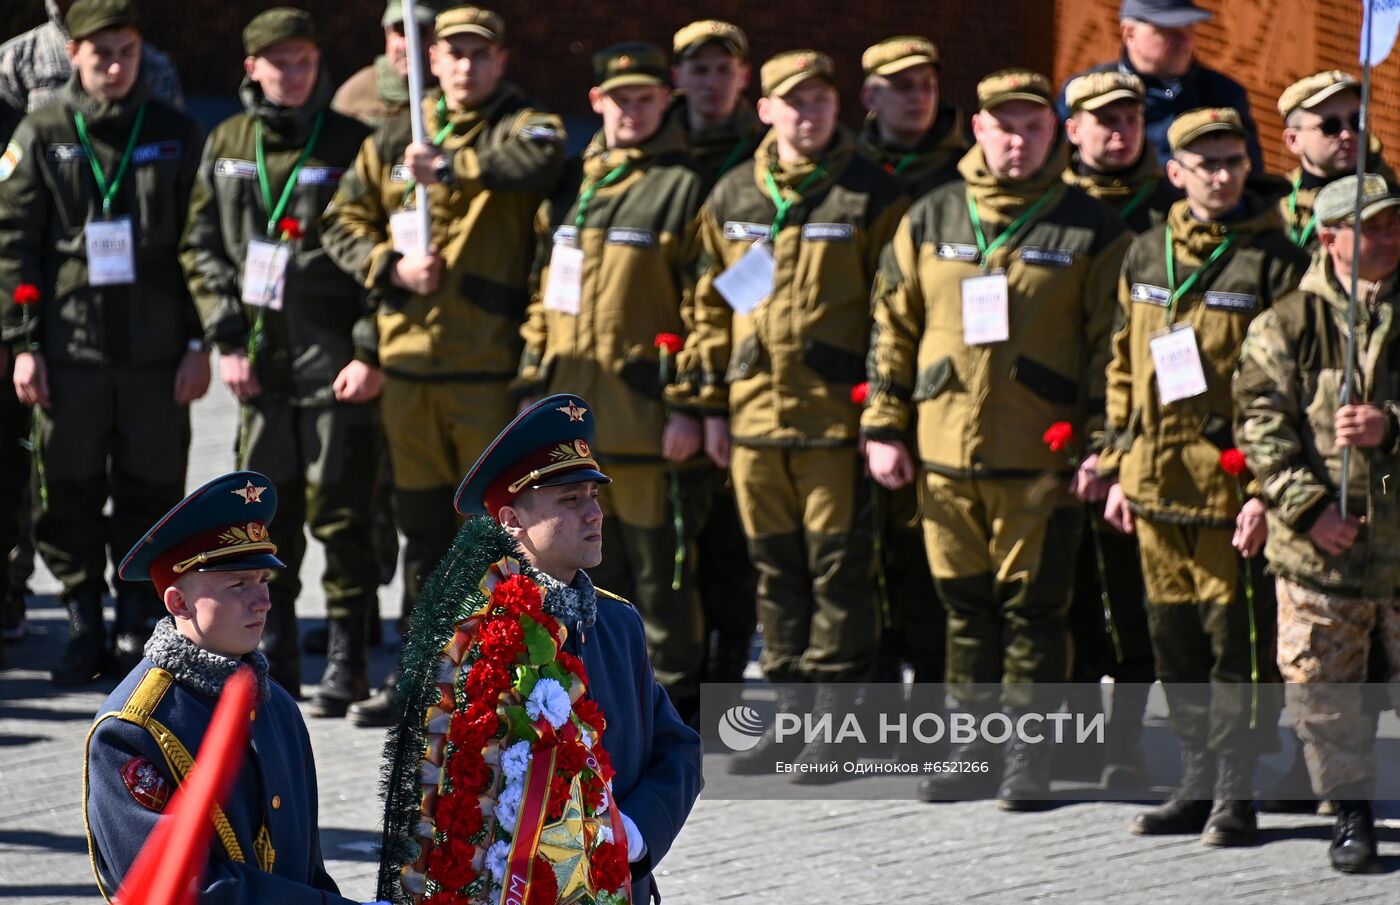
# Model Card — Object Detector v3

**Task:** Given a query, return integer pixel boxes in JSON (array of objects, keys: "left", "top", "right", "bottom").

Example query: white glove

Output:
[{"left": 619, "top": 811, "right": 647, "bottom": 862}]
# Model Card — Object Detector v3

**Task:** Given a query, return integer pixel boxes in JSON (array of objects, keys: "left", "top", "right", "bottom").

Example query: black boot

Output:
[
  {"left": 1202, "top": 754, "right": 1257, "bottom": 846},
  {"left": 704, "top": 631, "right": 752, "bottom": 685},
  {"left": 1257, "top": 742, "right": 1319, "bottom": 814},
  {"left": 1329, "top": 795, "right": 1379, "bottom": 874},
  {"left": 348, "top": 670, "right": 401, "bottom": 727},
  {"left": 301, "top": 624, "right": 329, "bottom": 655},
  {"left": 111, "top": 581, "right": 160, "bottom": 674},
  {"left": 259, "top": 597, "right": 301, "bottom": 699},
  {"left": 51, "top": 589, "right": 106, "bottom": 686},
  {"left": 307, "top": 614, "right": 371, "bottom": 718},
  {"left": 917, "top": 722, "right": 1003, "bottom": 802},
  {"left": 1130, "top": 741, "right": 1215, "bottom": 835},
  {"left": 727, "top": 684, "right": 807, "bottom": 775},
  {"left": 1101, "top": 682, "right": 1149, "bottom": 790},
  {"left": 998, "top": 733, "right": 1053, "bottom": 811},
  {"left": 790, "top": 684, "right": 858, "bottom": 786}
]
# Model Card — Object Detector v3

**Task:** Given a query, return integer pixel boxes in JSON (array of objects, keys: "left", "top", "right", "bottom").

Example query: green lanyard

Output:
[
  {"left": 1286, "top": 176, "right": 1318, "bottom": 248},
  {"left": 400, "top": 97, "right": 459, "bottom": 207},
  {"left": 1163, "top": 225, "right": 1235, "bottom": 325},
  {"left": 574, "top": 161, "right": 633, "bottom": 230},
  {"left": 73, "top": 104, "right": 147, "bottom": 218},
  {"left": 890, "top": 151, "right": 917, "bottom": 176},
  {"left": 716, "top": 137, "right": 749, "bottom": 179},
  {"left": 763, "top": 165, "right": 827, "bottom": 241},
  {"left": 1120, "top": 178, "right": 1157, "bottom": 219},
  {"left": 965, "top": 186, "right": 1056, "bottom": 267},
  {"left": 255, "top": 111, "right": 324, "bottom": 238}
]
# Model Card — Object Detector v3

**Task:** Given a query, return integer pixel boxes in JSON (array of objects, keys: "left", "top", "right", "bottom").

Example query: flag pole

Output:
[
  {"left": 1341, "top": 0, "right": 1376, "bottom": 519},
  {"left": 402, "top": 0, "right": 432, "bottom": 246}
]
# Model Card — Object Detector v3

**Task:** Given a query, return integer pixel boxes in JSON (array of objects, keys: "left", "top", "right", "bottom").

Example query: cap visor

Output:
[
  {"left": 985, "top": 92, "right": 1052, "bottom": 111},
  {"left": 1079, "top": 89, "right": 1144, "bottom": 111},
  {"left": 197, "top": 552, "right": 288, "bottom": 574},
  {"left": 530, "top": 468, "right": 612, "bottom": 491},
  {"left": 1299, "top": 81, "right": 1360, "bottom": 111},
  {"left": 436, "top": 24, "right": 499, "bottom": 41},
  {"left": 1177, "top": 122, "right": 1246, "bottom": 149},
  {"left": 1135, "top": 9, "right": 1211, "bottom": 26},
  {"left": 599, "top": 74, "right": 668, "bottom": 93},
  {"left": 1360, "top": 196, "right": 1400, "bottom": 222},
  {"left": 874, "top": 55, "right": 937, "bottom": 77},
  {"left": 679, "top": 38, "right": 743, "bottom": 60},
  {"left": 770, "top": 71, "right": 835, "bottom": 98}
]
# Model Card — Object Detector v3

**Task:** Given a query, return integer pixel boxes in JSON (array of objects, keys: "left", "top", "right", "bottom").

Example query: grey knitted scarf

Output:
[
  {"left": 143, "top": 617, "right": 272, "bottom": 703},
  {"left": 535, "top": 568, "right": 598, "bottom": 633}
]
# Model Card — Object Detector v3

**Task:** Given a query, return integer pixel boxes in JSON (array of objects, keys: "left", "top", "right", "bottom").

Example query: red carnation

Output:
[
  {"left": 465, "top": 658, "right": 512, "bottom": 700},
  {"left": 435, "top": 788, "right": 484, "bottom": 838},
  {"left": 478, "top": 617, "right": 525, "bottom": 662},
  {"left": 13, "top": 283, "right": 39, "bottom": 306},
  {"left": 1219, "top": 448, "right": 1248, "bottom": 478},
  {"left": 424, "top": 891, "right": 473, "bottom": 905},
  {"left": 556, "top": 739, "right": 588, "bottom": 776},
  {"left": 425, "top": 837, "right": 478, "bottom": 891},
  {"left": 528, "top": 854, "right": 558, "bottom": 905},
  {"left": 492, "top": 574, "right": 544, "bottom": 620},
  {"left": 1042, "top": 421, "right": 1074, "bottom": 454},
  {"left": 447, "top": 751, "right": 491, "bottom": 794},
  {"left": 555, "top": 650, "right": 588, "bottom": 686},
  {"left": 277, "top": 217, "right": 304, "bottom": 240},
  {"left": 850, "top": 381, "right": 869, "bottom": 406},
  {"left": 583, "top": 774, "right": 607, "bottom": 814},
  {"left": 589, "top": 840, "right": 631, "bottom": 892},
  {"left": 546, "top": 773, "right": 574, "bottom": 821},
  {"left": 573, "top": 697, "right": 605, "bottom": 733},
  {"left": 589, "top": 743, "right": 616, "bottom": 783},
  {"left": 654, "top": 332, "right": 683, "bottom": 355}
]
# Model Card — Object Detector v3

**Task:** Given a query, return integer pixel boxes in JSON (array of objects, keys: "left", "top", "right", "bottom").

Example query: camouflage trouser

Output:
[
  {"left": 590, "top": 460, "right": 707, "bottom": 714},
  {"left": 1137, "top": 518, "right": 1280, "bottom": 754},
  {"left": 729, "top": 444, "right": 878, "bottom": 684},
  {"left": 1276, "top": 576, "right": 1400, "bottom": 795},
  {"left": 920, "top": 473, "right": 1081, "bottom": 711},
  {"left": 875, "top": 482, "right": 944, "bottom": 681}
]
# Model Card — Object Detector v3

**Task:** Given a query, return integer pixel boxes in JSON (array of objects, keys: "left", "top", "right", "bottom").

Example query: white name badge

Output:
[
  {"left": 390, "top": 209, "right": 429, "bottom": 258},
  {"left": 241, "top": 239, "right": 290, "bottom": 310},
  {"left": 86, "top": 217, "right": 136, "bottom": 286},
  {"left": 1150, "top": 324, "right": 1208, "bottom": 404},
  {"left": 713, "top": 241, "right": 775, "bottom": 314},
  {"left": 961, "top": 270, "right": 1010, "bottom": 345},
  {"left": 543, "top": 243, "right": 584, "bottom": 315}
]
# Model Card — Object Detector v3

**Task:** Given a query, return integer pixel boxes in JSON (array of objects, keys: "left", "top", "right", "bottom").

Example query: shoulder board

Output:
[
  {"left": 595, "top": 587, "right": 631, "bottom": 604},
  {"left": 117, "top": 667, "right": 174, "bottom": 726}
]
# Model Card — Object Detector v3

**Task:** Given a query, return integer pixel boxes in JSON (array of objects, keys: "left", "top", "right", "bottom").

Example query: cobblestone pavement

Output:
[{"left": 1, "top": 375, "right": 1397, "bottom": 903}]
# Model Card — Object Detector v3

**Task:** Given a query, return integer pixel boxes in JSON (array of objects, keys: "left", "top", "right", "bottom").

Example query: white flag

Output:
[{"left": 1362, "top": 0, "right": 1400, "bottom": 65}]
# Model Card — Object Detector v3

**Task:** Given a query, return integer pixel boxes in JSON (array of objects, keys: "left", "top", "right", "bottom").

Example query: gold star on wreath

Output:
[
  {"left": 536, "top": 793, "right": 592, "bottom": 902},
  {"left": 556, "top": 401, "right": 588, "bottom": 422},
  {"left": 231, "top": 481, "right": 267, "bottom": 504}
]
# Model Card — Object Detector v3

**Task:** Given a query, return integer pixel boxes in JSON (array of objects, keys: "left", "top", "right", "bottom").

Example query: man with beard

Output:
[{"left": 333, "top": 1, "right": 440, "bottom": 130}]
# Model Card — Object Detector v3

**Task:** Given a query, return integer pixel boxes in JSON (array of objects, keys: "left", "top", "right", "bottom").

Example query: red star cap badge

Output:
[
  {"left": 557, "top": 401, "right": 588, "bottom": 422},
  {"left": 232, "top": 481, "right": 268, "bottom": 504}
]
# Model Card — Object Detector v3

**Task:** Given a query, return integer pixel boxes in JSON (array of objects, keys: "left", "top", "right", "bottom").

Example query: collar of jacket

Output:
[
  {"left": 667, "top": 94, "right": 762, "bottom": 152},
  {"left": 374, "top": 54, "right": 409, "bottom": 106},
  {"left": 1064, "top": 145, "right": 1162, "bottom": 200},
  {"left": 142, "top": 616, "right": 273, "bottom": 703},
  {"left": 582, "top": 116, "right": 687, "bottom": 181},
  {"left": 1116, "top": 51, "right": 1198, "bottom": 94},
  {"left": 63, "top": 70, "right": 153, "bottom": 127},
  {"left": 533, "top": 567, "right": 599, "bottom": 632},
  {"left": 856, "top": 102, "right": 966, "bottom": 165},
  {"left": 422, "top": 81, "right": 522, "bottom": 144},
  {"left": 241, "top": 61, "right": 334, "bottom": 144},
  {"left": 1166, "top": 190, "right": 1281, "bottom": 263},
  {"left": 752, "top": 124, "right": 855, "bottom": 200},
  {"left": 1300, "top": 248, "right": 1400, "bottom": 315},
  {"left": 958, "top": 139, "right": 1070, "bottom": 222}
]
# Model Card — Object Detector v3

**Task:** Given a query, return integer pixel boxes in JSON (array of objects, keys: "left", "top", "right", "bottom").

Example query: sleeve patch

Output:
[
  {"left": 0, "top": 142, "right": 22, "bottom": 181},
  {"left": 121, "top": 756, "right": 172, "bottom": 812}
]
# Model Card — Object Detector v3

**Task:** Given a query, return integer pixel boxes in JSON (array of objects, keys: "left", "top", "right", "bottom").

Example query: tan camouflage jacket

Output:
[
  {"left": 1279, "top": 139, "right": 1396, "bottom": 252},
  {"left": 1234, "top": 252, "right": 1400, "bottom": 595}
]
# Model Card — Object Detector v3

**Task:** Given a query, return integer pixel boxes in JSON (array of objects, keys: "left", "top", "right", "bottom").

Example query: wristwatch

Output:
[{"left": 433, "top": 153, "right": 454, "bottom": 187}]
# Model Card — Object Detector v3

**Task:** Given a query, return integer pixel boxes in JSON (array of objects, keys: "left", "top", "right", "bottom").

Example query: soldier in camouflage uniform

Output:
[
  {"left": 321, "top": 5, "right": 565, "bottom": 726},
  {"left": 180, "top": 8, "right": 379, "bottom": 710},
  {"left": 1278, "top": 71, "right": 1396, "bottom": 252},
  {"left": 1100, "top": 109, "right": 1307, "bottom": 845},
  {"left": 1235, "top": 174, "right": 1400, "bottom": 874},
  {"left": 331, "top": 1, "right": 440, "bottom": 131},
  {"left": 864, "top": 69, "right": 1129, "bottom": 809}
]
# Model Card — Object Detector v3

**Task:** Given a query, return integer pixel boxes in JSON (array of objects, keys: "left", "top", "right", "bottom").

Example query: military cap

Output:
[
  {"left": 1065, "top": 71, "right": 1145, "bottom": 113},
  {"left": 120, "top": 471, "right": 285, "bottom": 595},
  {"left": 65, "top": 0, "right": 140, "bottom": 42},
  {"left": 977, "top": 68, "right": 1053, "bottom": 111},
  {"left": 435, "top": 6, "right": 504, "bottom": 43},
  {"left": 1314, "top": 173, "right": 1400, "bottom": 227},
  {"left": 862, "top": 36, "right": 939, "bottom": 78},
  {"left": 382, "top": 0, "right": 441, "bottom": 27},
  {"left": 593, "top": 42, "right": 669, "bottom": 93},
  {"left": 761, "top": 50, "right": 836, "bottom": 98},
  {"left": 243, "top": 8, "right": 317, "bottom": 57},
  {"left": 1119, "top": 0, "right": 1211, "bottom": 26},
  {"left": 673, "top": 19, "right": 748, "bottom": 60},
  {"left": 455, "top": 394, "right": 612, "bottom": 517},
  {"left": 1278, "top": 70, "right": 1361, "bottom": 119},
  {"left": 1168, "top": 107, "right": 1246, "bottom": 152}
]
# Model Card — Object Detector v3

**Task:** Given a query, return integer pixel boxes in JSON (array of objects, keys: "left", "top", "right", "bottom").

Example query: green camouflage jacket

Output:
[{"left": 1233, "top": 251, "right": 1400, "bottom": 595}]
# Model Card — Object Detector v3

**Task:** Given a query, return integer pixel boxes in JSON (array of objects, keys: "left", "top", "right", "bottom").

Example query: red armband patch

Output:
[{"left": 121, "top": 756, "right": 171, "bottom": 812}]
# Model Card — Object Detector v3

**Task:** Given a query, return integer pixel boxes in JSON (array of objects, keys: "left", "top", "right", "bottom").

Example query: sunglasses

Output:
[{"left": 1303, "top": 111, "right": 1362, "bottom": 138}]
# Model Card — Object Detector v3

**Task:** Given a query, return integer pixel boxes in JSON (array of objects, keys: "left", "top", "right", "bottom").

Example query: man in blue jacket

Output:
[
  {"left": 1057, "top": 0, "right": 1262, "bottom": 171},
  {"left": 454, "top": 393, "right": 704, "bottom": 903},
  {"left": 83, "top": 471, "right": 365, "bottom": 904}
]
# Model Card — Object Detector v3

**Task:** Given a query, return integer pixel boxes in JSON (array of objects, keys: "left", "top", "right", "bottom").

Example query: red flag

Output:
[{"left": 115, "top": 666, "right": 258, "bottom": 905}]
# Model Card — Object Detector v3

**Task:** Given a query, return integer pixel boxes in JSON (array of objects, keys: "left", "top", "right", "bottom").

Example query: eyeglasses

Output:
[
  {"left": 1302, "top": 111, "right": 1362, "bottom": 138},
  {"left": 1173, "top": 153, "right": 1249, "bottom": 175}
]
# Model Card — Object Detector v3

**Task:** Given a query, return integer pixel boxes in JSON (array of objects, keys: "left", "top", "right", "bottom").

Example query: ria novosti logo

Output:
[{"left": 717, "top": 705, "right": 766, "bottom": 751}]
